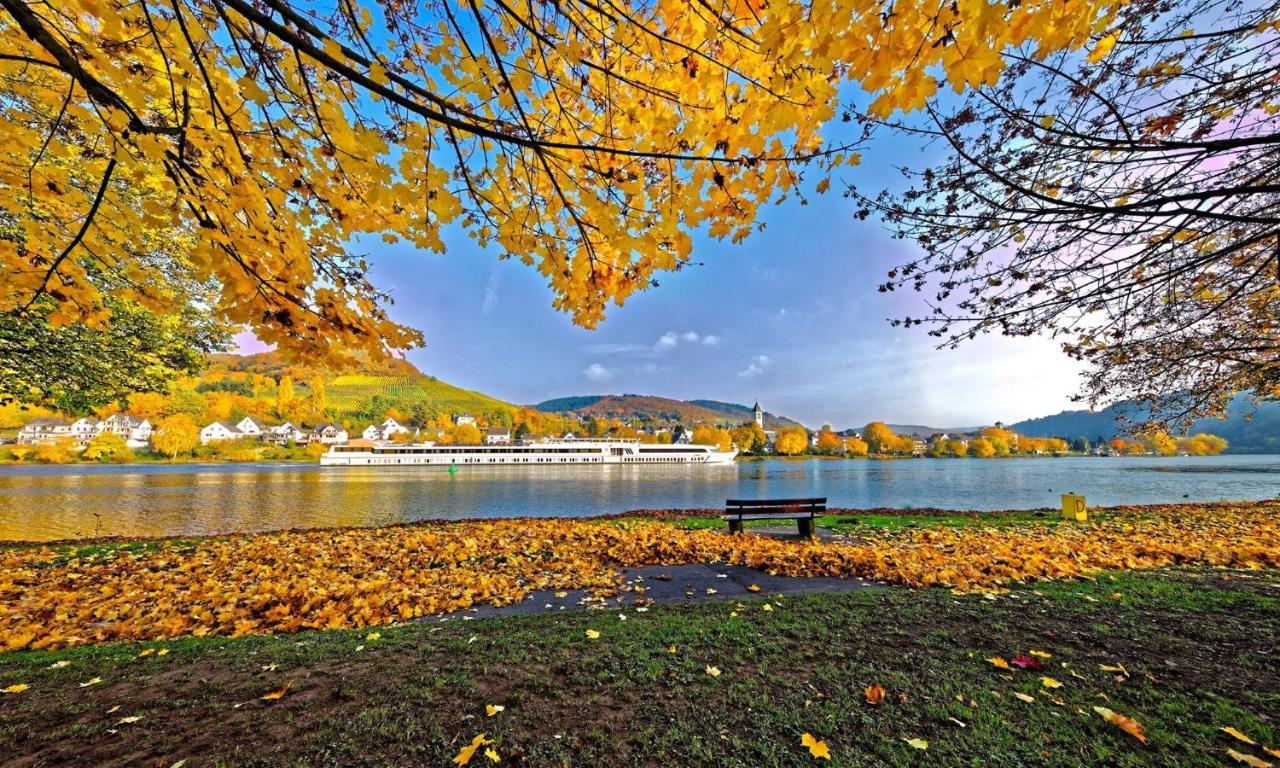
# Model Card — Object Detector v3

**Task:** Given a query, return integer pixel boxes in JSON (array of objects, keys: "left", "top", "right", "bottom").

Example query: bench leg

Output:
[
  {"left": 728, "top": 518, "right": 743, "bottom": 534},
  {"left": 798, "top": 517, "right": 813, "bottom": 538}
]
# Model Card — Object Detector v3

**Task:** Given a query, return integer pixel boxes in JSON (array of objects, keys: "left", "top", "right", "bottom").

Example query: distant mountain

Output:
[
  {"left": 1010, "top": 394, "right": 1280, "bottom": 453},
  {"left": 532, "top": 394, "right": 801, "bottom": 428}
]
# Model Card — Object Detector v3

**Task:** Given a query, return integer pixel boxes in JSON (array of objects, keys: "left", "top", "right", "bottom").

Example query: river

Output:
[{"left": 0, "top": 455, "right": 1276, "bottom": 542}]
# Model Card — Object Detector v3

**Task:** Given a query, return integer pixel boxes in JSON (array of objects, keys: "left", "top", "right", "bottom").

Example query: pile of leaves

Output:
[{"left": 2, "top": 501, "right": 1277, "bottom": 651}]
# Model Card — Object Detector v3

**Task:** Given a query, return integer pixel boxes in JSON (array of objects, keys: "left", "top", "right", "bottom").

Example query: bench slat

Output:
[
  {"left": 726, "top": 497, "right": 825, "bottom": 508},
  {"left": 722, "top": 512, "right": 819, "bottom": 521},
  {"left": 722, "top": 508, "right": 822, "bottom": 518}
]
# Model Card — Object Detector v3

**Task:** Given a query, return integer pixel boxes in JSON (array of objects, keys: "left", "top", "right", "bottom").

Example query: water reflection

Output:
[{"left": 0, "top": 456, "right": 1276, "bottom": 542}]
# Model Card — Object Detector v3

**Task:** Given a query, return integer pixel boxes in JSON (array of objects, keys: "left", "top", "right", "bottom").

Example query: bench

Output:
[{"left": 723, "top": 497, "right": 827, "bottom": 537}]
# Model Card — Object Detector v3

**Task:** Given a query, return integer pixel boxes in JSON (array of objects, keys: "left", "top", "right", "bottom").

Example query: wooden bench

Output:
[{"left": 723, "top": 497, "right": 827, "bottom": 537}]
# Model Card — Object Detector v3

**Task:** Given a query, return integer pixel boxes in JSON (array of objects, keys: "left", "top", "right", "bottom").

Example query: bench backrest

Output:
[{"left": 725, "top": 497, "right": 826, "bottom": 513}]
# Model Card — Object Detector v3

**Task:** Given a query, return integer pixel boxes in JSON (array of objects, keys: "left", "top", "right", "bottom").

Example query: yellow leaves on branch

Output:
[
  {"left": 1, "top": 501, "right": 1277, "bottom": 651},
  {"left": 0, "top": 0, "right": 1123, "bottom": 361}
]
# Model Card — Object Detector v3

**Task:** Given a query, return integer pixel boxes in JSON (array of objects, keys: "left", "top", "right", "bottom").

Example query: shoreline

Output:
[{"left": 3, "top": 497, "right": 1275, "bottom": 550}]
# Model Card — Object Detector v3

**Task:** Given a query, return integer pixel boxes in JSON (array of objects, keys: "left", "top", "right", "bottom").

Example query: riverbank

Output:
[{"left": 1, "top": 567, "right": 1276, "bottom": 767}]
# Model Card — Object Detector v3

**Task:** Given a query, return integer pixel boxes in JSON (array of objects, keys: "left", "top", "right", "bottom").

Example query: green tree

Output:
[
  {"left": 84, "top": 432, "right": 131, "bottom": 462},
  {"left": 152, "top": 414, "right": 199, "bottom": 458},
  {"left": 0, "top": 299, "right": 229, "bottom": 412}
]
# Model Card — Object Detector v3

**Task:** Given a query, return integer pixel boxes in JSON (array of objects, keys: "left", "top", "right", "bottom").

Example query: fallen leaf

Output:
[
  {"left": 705, "top": 588, "right": 717, "bottom": 595},
  {"left": 705, "top": 666, "right": 722, "bottom": 677},
  {"left": 138, "top": 648, "right": 156, "bottom": 658},
  {"left": 486, "top": 704, "right": 505, "bottom": 717},
  {"left": 1093, "top": 706, "right": 1147, "bottom": 743},
  {"left": 484, "top": 747, "right": 500, "bottom": 763},
  {"left": 1011, "top": 655, "right": 1043, "bottom": 670},
  {"left": 1014, "top": 692, "right": 1036, "bottom": 703},
  {"left": 1223, "top": 727, "right": 1258, "bottom": 746},
  {"left": 118, "top": 715, "right": 142, "bottom": 724},
  {"left": 453, "top": 733, "right": 489, "bottom": 766},
  {"left": 1265, "top": 747, "right": 1280, "bottom": 759},
  {"left": 949, "top": 717, "right": 968, "bottom": 728},
  {"left": 156, "top": 649, "right": 169, "bottom": 656},
  {"left": 747, "top": 584, "right": 761, "bottom": 592},
  {"left": 987, "top": 657, "right": 1011, "bottom": 670},
  {"left": 171, "top": 761, "right": 187, "bottom": 768},
  {"left": 1029, "top": 650, "right": 1053, "bottom": 659},
  {"left": 1041, "top": 676, "right": 1064, "bottom": 689},
  {"left": 1100, "top": 663, "right": 1128, "bottom": 676},
  {"left": 800, "top": 732, "right": 831, "bottom": 760},
  {"left": 2, "top": 683, "right": 29, "bottom": 694},
  {"left": 79, "top": 677, "right": 102, "bottom": 688},
  {"left": 865, "top": 684, "right": 886, "bottom": 705},
  {"left": 903, "top": 737, "right": 929, "bottom": 750},
  {"left": 48, "top": 660, "right": 71, "bottom": 669},
  {"left": 762, "top": 603, "right": 774, "bottom": 612},
  {"left": 261, "top": 682, "right": 293, "bottom": 701},
  {"left": 107, "top": 705, "right": 120, "bottom": 714},
  {"left": 365, "top": 632, "right": 381, "bottom": 641},
  {"left": 1226, "top": 748, "right": 1272, "bottom": 768},
  {"left": 585, "top": 629, "right": 600, "bottom": 640},
  {"left": 666, "top": 645, "right": 678, "bottom": 654}
]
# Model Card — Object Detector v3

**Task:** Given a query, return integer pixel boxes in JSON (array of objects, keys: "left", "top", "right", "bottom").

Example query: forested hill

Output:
[
  {"left": 1009, "top": 395, "right": 1280, "bottom": 453},
  {"left": 532, "top": 395, "right": 801, "bottom": 428}
]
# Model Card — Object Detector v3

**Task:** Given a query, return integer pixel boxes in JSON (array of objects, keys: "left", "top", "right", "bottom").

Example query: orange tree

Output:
[{"left": 2, "top": 0, "right": 1121, "bottom": 366}]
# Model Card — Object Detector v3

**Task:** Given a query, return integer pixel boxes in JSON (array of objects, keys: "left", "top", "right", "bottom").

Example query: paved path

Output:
[{"left": 438, "top": 562, "right": 881, "bottom": 621}]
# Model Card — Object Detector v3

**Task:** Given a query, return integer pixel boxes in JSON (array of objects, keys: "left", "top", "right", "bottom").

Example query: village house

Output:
[
  {"left": 69, "top": 417, "right": 102, "bottom": 444},
  {"left": 264, "top": 422, "right": 307, "bottom": 444},
  {"left": 309, "top": 423, "right": 349, "bottom": 445},
  {"left": 16, "top": 417, "right": 73, "bottom": 445},
  {"left": 235, "top": 416, "right": 268, "bottom": 436},
  {"left": 102, "top": 414, "right": 152, "bottom": 448},
  {"left": 484, "top": 427, "right": 512, "bottom": 445},
  {"left": 362, "top": 417, "right": 409, "bottom": 442},
  {"left": 199, "top": 421, "right": 243, "bottom": 444},
  {"left": 455, "top": 413, "right": 477, "bottom": 427}
]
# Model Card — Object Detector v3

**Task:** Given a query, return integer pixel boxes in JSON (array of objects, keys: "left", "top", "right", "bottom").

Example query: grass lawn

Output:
[{"left": 1, "top": 568, "right": 1277, "bottom": 767}]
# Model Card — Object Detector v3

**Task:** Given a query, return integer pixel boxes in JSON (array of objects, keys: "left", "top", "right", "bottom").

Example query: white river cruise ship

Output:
[{"left": 320, "top": 437, "right": 738, "bottom": 467}]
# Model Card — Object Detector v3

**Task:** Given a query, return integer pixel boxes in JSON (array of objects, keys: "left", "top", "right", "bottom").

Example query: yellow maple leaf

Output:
[
  {"left": 1222, "top": 727, "right": 1257, "bottom": 746},
  {"left": 1014, "top": 692, "right": 1036, "bottom": 703},
  {"left": 746, "top": 584, "right": 761, "bottom": 592},
  {"left": 800, "top": 732, "right": 830, "bottom": 760},
  {"left": 2, "top": 683, "right": 29, "bottom": 694},
  {"left": 903, "top": 737, "right": 928, "bottom": 750},
  {"left": 1226, "top": 748, "right": 1272, "bottom": 768},
  {"left": 705, "top": 666, "right": 722, "bottom": 677},
  {"left": 585, "top": 629, "right": 600, "bottom": 640},
  {"left": 1093, "top": 706, "right": 1147, "bottom": 743},
  {"left": 1028, "top": 650, "right": 1052, "bottom": 659},
  {"left": 453, "top": 733, "right": 489, "bottom": 766},
  {"left": 261, "top": 681, "right": 293, "bottom": 701},
  {"left": 484, "top": 747, "right": 500, "bottom": 763},
  {"left": 987, "top": 657, "right": 1011, "bottom": 670},
  {"left": 79, "top": 677, "right": 102, "bottom": 688},
  {"left": 485, "top": 704, "right": 505, "bottom": 717},
  {"left": 1041, "top": 676, "right": 1064, "bottom": 689}
]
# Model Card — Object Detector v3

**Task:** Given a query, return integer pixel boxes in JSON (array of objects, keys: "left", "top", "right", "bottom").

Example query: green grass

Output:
[
  {"left": 325, "top": 374, "right": 512, "bottom": 419},
  {"left": 1, "top": 568, "right": 1276, "bottom": 766}
]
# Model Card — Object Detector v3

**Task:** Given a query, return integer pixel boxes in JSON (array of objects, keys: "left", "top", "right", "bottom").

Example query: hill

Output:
[
  {"left": 205, "top": 353, "right": 513, "bottom": 421},
  {"left": 532, "top": 394, "right": 801, "bottom": 428},
  {"left": 1009, "top": 394, "right": 1279, "bottom": 453}
]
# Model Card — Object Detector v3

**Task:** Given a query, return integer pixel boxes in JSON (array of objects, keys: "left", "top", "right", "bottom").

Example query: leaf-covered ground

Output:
[
  {"left": 0, "top": 568, "right": 1277, "bottom": 766},
  {"left": 2, "top": 501, "right": 1278, "bottom": 651}
]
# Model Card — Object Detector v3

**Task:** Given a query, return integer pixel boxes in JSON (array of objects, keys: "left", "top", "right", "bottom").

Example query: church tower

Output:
[{"left": 753, "top": 401, "right": 764, "bottom": 429}]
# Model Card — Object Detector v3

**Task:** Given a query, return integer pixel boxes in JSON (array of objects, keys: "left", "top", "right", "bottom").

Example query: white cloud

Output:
[
  {"left": 583, "top": 363, "right": 617, "bottom": 383},
  {"left": 481, "top": 267, "right": 500, "bottom": 316},
  {"left": 656, "top": 332, "right": 680, "bottom": 349},
  {"left": 737, "top": 355, "right": 772, "bottom": 378},
  {"left": 701, "top": 334, "right": 721, "bottom": 346},
  {"left": 654, "top": 330, "right": 720, "bottom": 351}
]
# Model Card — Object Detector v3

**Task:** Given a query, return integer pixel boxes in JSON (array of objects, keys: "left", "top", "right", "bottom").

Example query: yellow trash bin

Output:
[{"left": 1061, "top": 493, "right": 1088, "bottom": 521}]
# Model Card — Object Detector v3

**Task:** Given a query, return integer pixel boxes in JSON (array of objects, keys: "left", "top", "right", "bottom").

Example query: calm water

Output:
[{"left": 0, "top": 455, "right": 1276, "bottom": 542}]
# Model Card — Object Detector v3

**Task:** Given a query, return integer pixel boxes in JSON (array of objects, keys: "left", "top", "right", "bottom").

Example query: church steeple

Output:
[{"left": 752, "top": 401, "right": 763, "bottom": 428}]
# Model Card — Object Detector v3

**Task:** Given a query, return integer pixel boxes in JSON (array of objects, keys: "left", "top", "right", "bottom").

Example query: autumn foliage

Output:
[{"left": 2, "top": 501, "right": 1277, "bottom": 652}]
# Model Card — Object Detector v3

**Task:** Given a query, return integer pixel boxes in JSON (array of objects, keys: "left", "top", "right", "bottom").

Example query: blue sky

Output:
[{"left": 239, "top": 134, "right": 1084, "bottom": 430}]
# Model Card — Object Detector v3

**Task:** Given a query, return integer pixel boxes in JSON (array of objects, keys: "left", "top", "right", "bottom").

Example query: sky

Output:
[{"left": 237, "top": 135, "right": 1085, "bottom": 431}]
